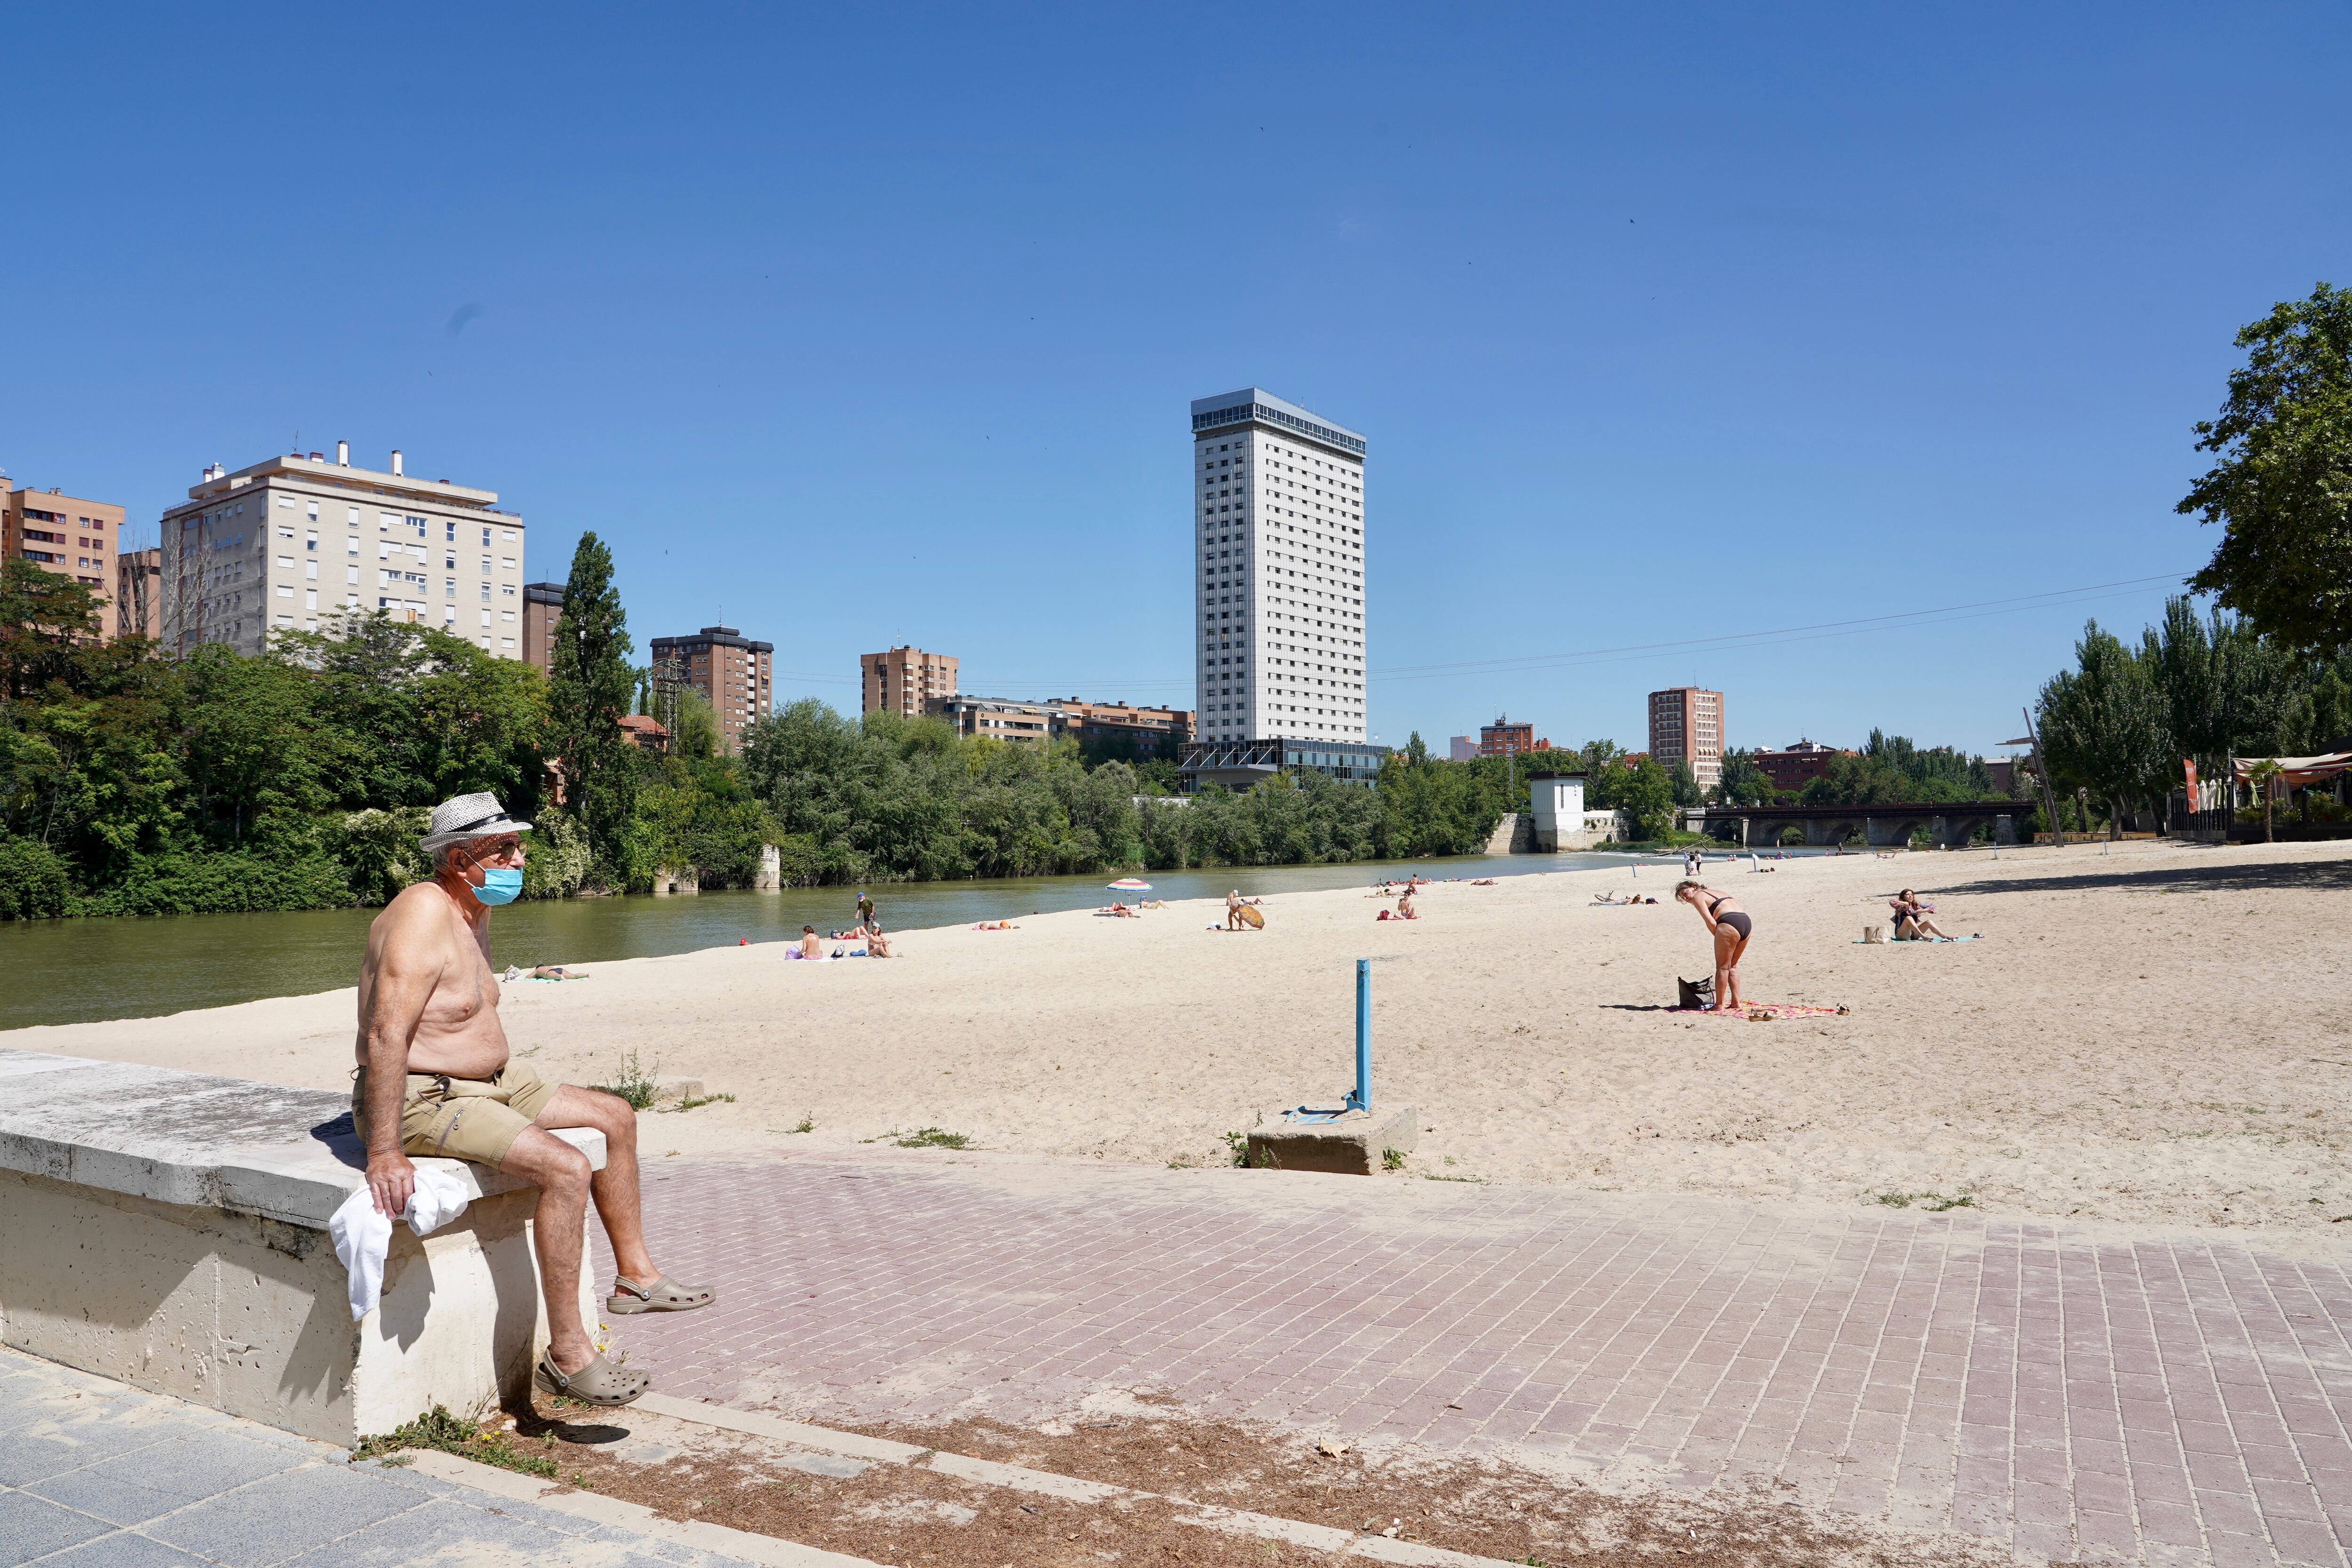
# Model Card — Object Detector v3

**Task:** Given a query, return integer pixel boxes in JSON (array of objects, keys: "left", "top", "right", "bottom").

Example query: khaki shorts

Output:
[{"left": 351, "top": 1059, "right": 560, "bottom": 1167}]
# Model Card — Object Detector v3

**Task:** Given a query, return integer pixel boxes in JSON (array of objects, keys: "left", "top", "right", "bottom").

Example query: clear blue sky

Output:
[{"left": 7, "top": 4, "right": 2347, "bottom": 757}]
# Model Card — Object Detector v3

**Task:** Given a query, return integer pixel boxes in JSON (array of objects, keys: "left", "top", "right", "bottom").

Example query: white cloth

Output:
[{"left": 328, "top": 1163, "right": 476, "bottom": 1321}]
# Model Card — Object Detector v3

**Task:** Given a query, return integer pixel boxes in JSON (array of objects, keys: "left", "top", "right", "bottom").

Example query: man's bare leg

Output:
[
  {"left": 534, "top": 1086, "right": 660, "bottom": 1289},
  {"left": 499, "top": 1126, "right": 598, "bottom": 1373}
]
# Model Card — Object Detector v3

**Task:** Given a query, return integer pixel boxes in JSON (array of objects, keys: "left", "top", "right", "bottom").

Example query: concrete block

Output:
[
  {"left": 1245, "top": 1105, "right": 1417, "bottom": 1176},
  {"left": 0, "top": 1049, "right": 605, "bottom": 1448}
]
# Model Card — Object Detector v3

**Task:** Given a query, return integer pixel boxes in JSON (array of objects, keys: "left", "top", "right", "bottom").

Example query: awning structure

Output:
[{"left": 2233, "top": 753, "right": 2352, "bottom": 788}]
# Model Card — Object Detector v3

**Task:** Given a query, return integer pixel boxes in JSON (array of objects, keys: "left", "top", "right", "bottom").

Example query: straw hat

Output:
[{"left": 419, "top": 792, "right": 534, "bottom": 855}]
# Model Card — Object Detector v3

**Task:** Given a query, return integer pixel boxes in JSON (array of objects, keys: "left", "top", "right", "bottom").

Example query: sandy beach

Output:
[{"left": 16, "top": 837, "right": 2348, "bottom": 1237}]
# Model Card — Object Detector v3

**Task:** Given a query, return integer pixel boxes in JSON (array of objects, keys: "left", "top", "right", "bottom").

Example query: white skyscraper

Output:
[{"left": 1184, "top": 388, "right": 1374, "bottom": 789}]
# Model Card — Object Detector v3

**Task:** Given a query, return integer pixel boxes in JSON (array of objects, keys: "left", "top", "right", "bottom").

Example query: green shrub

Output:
[{"left": 0, "top": 835, "right": 72, "bottom": 920}]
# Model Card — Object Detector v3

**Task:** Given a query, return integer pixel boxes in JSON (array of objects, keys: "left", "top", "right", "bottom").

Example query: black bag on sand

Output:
[{"left": 1677, "top": 976, "right": 1715, "bottom": 1010}]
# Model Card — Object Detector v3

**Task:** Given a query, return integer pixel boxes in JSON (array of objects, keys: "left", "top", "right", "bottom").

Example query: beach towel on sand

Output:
[
  {"left": 1668, "top": 1001, "right": 1847, "bottom": 1019},
  {"left": 1853, "top": 935, "right": 1981, "bottom": 945}
]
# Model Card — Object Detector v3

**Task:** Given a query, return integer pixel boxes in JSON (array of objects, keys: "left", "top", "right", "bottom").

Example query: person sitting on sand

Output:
[
  {"left": 798, "top": 925, "right": 824, "bottom": 959},
  {"left": 1889, "top": 891, "right": 1953, "bottom": 941},
  {"left": 1396, "top": 886, "right": 1418, "bottom": 920},
  {"left": 864, "top": 921, "right": 892, "bottom": 957},
  {"left": 1674, "top": 879, "right": 1751, "bottom": 1015}
]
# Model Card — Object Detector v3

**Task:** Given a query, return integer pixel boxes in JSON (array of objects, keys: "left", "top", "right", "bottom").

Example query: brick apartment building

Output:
[
  {"left": 1051, "top": 698, "right": 1192, "bottom": 760},
  {"left": 1478, "top": 714, "right": 1551, "bottom": 757},
  {"left": 864, "top": 646, "right": 957, "bottom": 716},
  {"left": 6, "top": 484, "right": 126, "bottom": 634},
  {"left": 521, "top": 582, "right": 564, "bottom": 675},
  {"left": 116, "top": 547, "right": 162, "bottom": 639},
  {"left": 1754, "top": 738, "right": 1851, "bottom": 794},
  {"left": 648, "top": 625, "right": 774, "bottom": 755},
  {"left": 1647, "top": 687, "right": 1724, "bottom": 792}
]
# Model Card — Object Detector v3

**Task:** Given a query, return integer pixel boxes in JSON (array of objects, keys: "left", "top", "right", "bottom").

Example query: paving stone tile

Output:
[
  {"left": 0, "top": 1487, "right": 113, "bottom": 1560},
  {"left": 0, "top": 1408, "right": 177, "bottom": 1487},
  {"left": 36, "top": 1535, "right": 218, "bottom": 1568},
  {"left": 26, "top": 1429, "right": 305, "bottom": 1525},
  {"left": 145, "top": 1461, "right": 429, "bottom": 1565}
]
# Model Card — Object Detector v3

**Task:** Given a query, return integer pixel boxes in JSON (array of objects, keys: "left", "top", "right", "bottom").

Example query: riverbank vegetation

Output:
[{"left": 4, "top": 541, "right": 1666, "bottom": 918}]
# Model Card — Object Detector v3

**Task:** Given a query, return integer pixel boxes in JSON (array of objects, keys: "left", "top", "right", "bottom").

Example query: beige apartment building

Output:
[
  {"left": 863, "top": 646, "right": 957, "bottom": 716},
  {"left": 650, "top": 625, "right": 774, "bottom": 755},
  {"left": 158, "top": 444, "right": 525, "bottom": 658},
  {"left": 6, "top": 484, "right": 126, "bottom": 632},
  {"left": 927, "top": 694, "right": 1055, "bottom": 744},
  {"left": 1647, "top": 686, "right": 1725, "bottom": 792}
]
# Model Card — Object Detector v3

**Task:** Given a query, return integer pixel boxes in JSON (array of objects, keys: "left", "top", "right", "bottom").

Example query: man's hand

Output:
[{"left": 367, "top": 1150, "right": 417, "bottom": 1219}]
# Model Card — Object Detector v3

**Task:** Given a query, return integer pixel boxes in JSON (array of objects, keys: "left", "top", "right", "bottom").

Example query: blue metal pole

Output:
[{"left": 1349, "top": 958, "right": 1371, "bottom": 1112}]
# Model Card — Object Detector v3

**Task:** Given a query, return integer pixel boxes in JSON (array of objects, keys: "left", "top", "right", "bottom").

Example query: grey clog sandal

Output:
[
  {"left": 606, "top": 1274, "right": 716, "bottom": 1314},
  {"left": 534, "top": 1350, "right": 650, "bottom": 1407}
]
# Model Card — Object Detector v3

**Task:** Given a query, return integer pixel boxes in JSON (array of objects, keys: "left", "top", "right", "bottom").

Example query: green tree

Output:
[
  {"left": 546, "top": 533, "right": 637, "bottom": 881},
  {"left": 667, "top": 686, "right": 721, "bottom": 762},
  {"left": 2037, "top": 621, "right": 2169, "bottom": 828},
  {"left": 1669, "top": 759, "right": 1701, "bottom": 807},
  {"left": 1713, "top": 748, "right": 1773, "bottom": 807},
  {"left": 2178, "top": 283, "right": 2352, "bottom": 652},
  {"left": 178, "top": 645, "right": 328, "bottom": 843},
  {"left": 1589, "top": 755, "right": 1675, "bottom": 840},
  {"left": 0, "top": 558, "right": 106, "bottom": 700}
]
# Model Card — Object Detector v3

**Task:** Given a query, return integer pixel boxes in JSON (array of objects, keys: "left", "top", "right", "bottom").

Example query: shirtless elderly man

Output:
[{"left": 354, "top": 792, "right": 711, "bottom": 1408}]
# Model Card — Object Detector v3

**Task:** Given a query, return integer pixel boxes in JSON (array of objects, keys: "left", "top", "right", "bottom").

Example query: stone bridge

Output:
[{"left": 1682, "top": 800, "right": 2023, "bottom": 849}]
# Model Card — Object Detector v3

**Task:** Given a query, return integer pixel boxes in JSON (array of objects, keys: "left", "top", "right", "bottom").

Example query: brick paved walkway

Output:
[{"left": 600, "top": 1153, "right": 2352, "bottom": 1567}]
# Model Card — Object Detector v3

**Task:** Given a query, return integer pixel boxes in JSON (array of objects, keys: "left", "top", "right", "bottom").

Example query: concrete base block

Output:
[
  {"left": 0, "top": 1167, "right": 595, "bottom": 1449},
  {"left": 1246, "top": 1104, "right": 1417, "bottom": 1176},
  {"left": 0, "top": 1049, "right": 607, "bottom": 1450}
]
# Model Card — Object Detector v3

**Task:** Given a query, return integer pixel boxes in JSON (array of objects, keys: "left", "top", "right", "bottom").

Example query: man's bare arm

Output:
[{"left": 358, "top": 898, "right": 446, "bottom": 1217}]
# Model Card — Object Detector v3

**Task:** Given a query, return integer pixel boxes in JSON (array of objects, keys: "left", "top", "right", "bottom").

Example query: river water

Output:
[
  {"left": 0, "top": 848, "right": 1813, "bottom": 1032},
  {"left": 0, "top": 851, "right": 1740, "bottom": 1034}
]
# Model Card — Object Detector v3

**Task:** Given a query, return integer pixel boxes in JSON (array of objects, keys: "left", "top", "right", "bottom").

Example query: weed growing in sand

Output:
[
  {"left": 1872, "top": 1190, "right": 1975, "bottom": 1212},
  {"left": 789, "top": 1114, "right": 815, "bottom": 1134},
  {"left": 1223, "top": 1130, "right": 1250, "bottom": 1167},
  {"left": 660, "top": 1092, "right": 737, "bottom": 1114},
  {"left": 1424, "top": 1173, "right": 1485, "bottom": 1184},
  {"left": 890, "top": 1127, "right": 971, "bottom": 1150},
  {"left": 1382, "top": 1148, "right": 1407, "bottom": 1171},
  {"left": 591, "top": 1051, "right": 661, "bottom": 1111},
  {"left": 353, "top": 1405, "right": 559, "bottom": 1479}
]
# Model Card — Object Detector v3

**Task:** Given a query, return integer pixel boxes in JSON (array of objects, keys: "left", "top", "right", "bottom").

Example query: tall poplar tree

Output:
[
  {"left": 2179, "top": 283, "right": 2352, "bottom": 652},
  {"left": 547, "top": 533, "right": 636, "bottom": 879}
]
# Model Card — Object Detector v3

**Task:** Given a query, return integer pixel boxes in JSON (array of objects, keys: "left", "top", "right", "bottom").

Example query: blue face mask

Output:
[{"left": 473, "top": 867, "right": 524, "bottom": 906}]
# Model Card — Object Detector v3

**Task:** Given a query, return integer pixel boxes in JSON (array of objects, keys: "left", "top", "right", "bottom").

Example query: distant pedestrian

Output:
[{"left": 856, "top": 891, "right": 874, "bottom": 927}]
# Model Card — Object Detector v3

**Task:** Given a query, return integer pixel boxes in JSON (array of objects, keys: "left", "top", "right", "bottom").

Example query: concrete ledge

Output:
[
  {"left": 1246, "top": 1104, "right": 1418, "bottom": 1175},
  {"left": 0, "top": 1049, "right": 603, "bottom": 1448}
]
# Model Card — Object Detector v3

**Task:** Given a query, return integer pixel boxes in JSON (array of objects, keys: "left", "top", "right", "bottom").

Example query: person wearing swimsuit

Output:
[
  {"left": 1674, "top": 880, "right": 1751, "bottom": 1013},
  {"left": 1890, "top": 890, "right": 1952, "bottom": 940}
]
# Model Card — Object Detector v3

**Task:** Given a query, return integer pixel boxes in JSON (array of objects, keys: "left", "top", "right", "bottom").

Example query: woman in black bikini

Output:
[{"left": 1674, "top": 880, "right": 1751, "bottom": 1013}]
